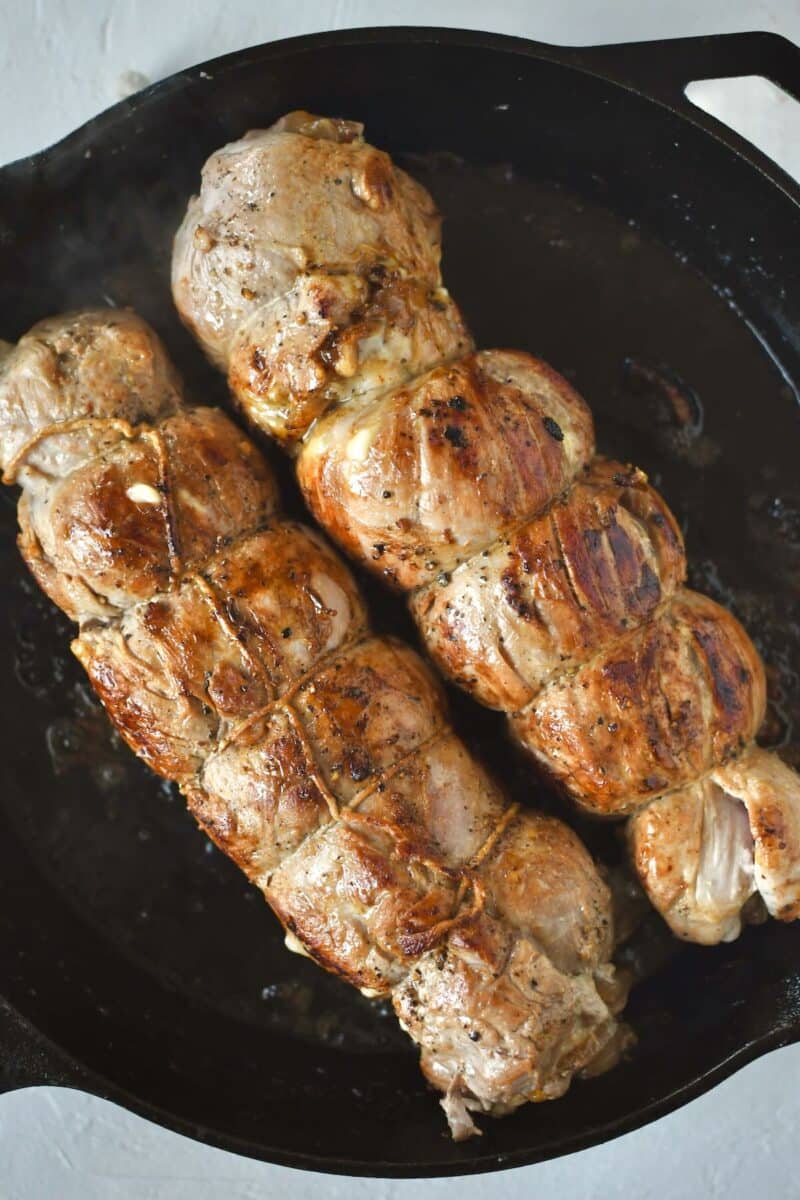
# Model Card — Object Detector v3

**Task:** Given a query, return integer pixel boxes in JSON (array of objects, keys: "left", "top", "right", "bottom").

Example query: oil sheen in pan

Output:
[{"left": 2, "top": 153, "right": 798, "bottom": 1058}]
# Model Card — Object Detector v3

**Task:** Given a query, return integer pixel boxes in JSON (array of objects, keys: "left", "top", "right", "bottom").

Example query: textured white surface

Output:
[
  {"left": 2, "top": 1044, "right": 800, "bottom": 1199},
  {"left": 2, "top": 0, "right": 800, "bottom": 167},
  {"left": 2, "top": 1, "right": 800, "bottom": 1196}
]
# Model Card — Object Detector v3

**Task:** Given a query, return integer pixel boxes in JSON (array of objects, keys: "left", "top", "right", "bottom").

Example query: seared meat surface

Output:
[
  {"left": 173, "top": 111, "right": 800, "bottom": 944},
  {"left": 0, "top": 308, "right": 627, "bottom": 1138}
]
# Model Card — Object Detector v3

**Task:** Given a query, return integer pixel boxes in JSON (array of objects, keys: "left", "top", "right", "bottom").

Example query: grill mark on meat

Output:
[
  {"left": 498, "top": 564, "right": 547, "bottom": 630},
  {"left": 188, "top": 569, "right": 275, "bottom": 691},
  {"left": 691, "top": 621, "right": 747, "bottom": 731},
  {"left": 141, "top": 427, "right": 182, "bottom": 577},
  {"left": 600, "top": 504, "right": 638, "bottom": 612},
  {"left": 549, "top": 506, "right": 587, "bottom": 615},
  {"left": 565, "top": 503, "right": 614, "bottom": 619}
]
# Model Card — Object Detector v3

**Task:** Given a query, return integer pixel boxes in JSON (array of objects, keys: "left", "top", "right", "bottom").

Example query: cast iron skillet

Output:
[{"left": 0, "top": 26, "right": 799, "bottom": 1178}]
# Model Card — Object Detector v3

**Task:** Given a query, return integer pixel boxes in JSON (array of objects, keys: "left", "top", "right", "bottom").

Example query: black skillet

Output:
[{"left": 1, "top": 26, "right": 799, "bottom": 1178}]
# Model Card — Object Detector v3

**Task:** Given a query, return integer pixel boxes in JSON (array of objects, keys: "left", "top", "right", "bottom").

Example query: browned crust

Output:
[
  {"left": 411, "top": 458, "right": 686, "bottom": 711},
  {"left": 199, "top": 122, "right": 769, "bottom": 827},
  {"left": 513, "top": 591, "right": 765, "bottom": 815},
  {"left": 2, "top": 307, "right": 623, "bottom": 1132}
]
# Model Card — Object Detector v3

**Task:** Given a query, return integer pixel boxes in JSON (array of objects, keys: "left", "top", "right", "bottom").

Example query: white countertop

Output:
[{"left": 2, "top": 2, "right": 799, "bottom": 1197}]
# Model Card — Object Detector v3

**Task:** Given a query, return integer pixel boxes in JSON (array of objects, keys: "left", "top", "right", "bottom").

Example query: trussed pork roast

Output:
[
  {"left": 0, "top": 308, "right": 629, "bottom": 1139},
  {"left": 173, "top": 112, "right": 800, "bottom": 944}
]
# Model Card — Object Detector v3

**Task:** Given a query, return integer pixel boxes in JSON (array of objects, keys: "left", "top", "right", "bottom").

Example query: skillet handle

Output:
[
  {"left": 0, "top": 998, "right": 91, "bottom": 1093},
  {"left": 567, "top": 31, "right": 800, "bottom": 194},
  {"left": 569, "top": 31, "right": 800, "bottom": 108}
]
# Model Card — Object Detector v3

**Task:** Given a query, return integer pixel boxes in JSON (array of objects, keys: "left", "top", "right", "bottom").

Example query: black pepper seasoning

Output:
[
  {"left": 542, "top": 415, "right": 564, "bottom": 442},
  {"left": 444, "top": 425, "right": 467, "bottom": 448}
]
